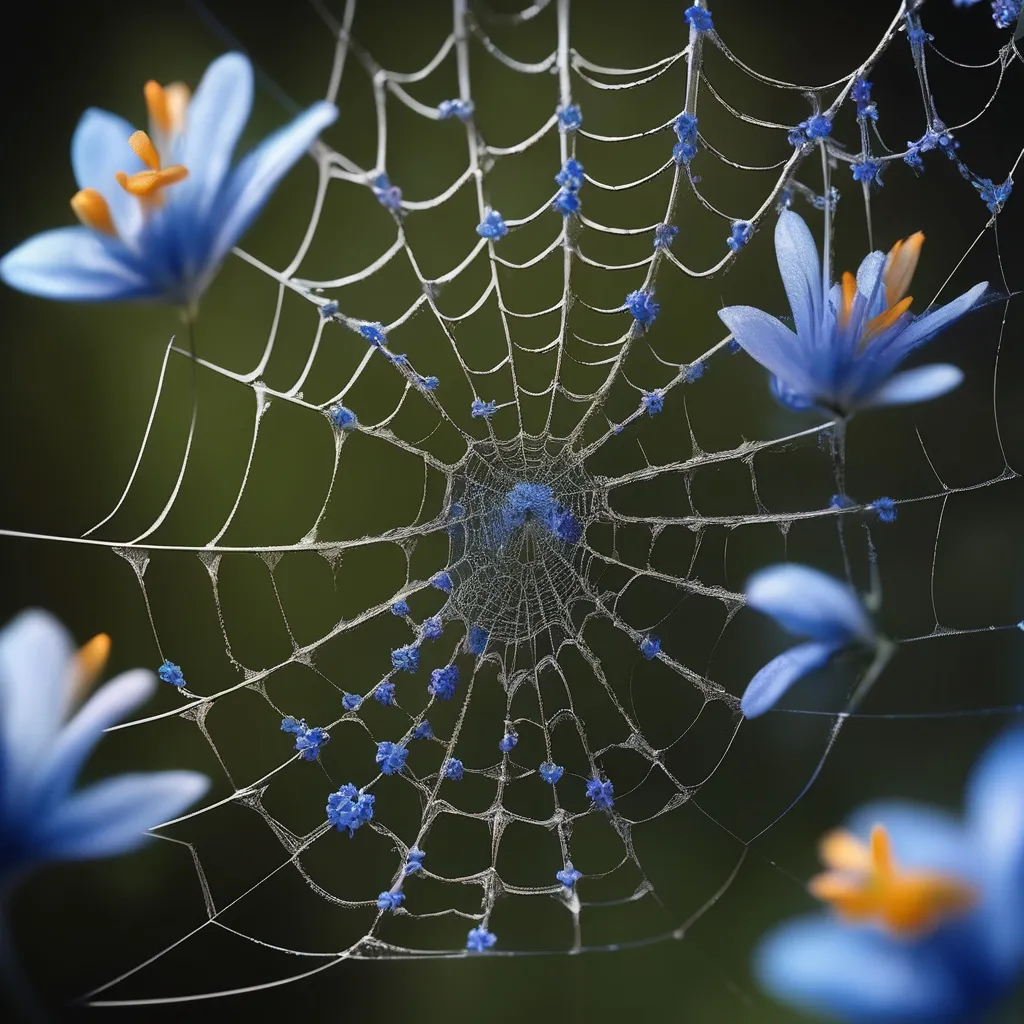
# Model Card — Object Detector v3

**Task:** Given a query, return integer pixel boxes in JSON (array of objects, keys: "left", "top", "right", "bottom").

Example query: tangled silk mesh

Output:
[{"left": 4, "top": 0, "right": 1024, "bottom": 1006}]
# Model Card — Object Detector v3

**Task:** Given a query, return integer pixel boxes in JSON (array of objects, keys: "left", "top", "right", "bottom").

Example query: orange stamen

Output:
[
  {"left": 809, "top": 823, "right": 977, "bottom": 937},
  {"left": 116, "top": 165, "right": 189, "bottom": 199},
  {"left": 863, "top": 295, "right": 914, "bottom": 343},
  {"left": 71, "top": 633, "right": 111, "bottom": 704},
  {"left": 884, "top": 230, "right": 925, "bottom": 308},
  {"left": 129, "top": 130, "right": 161, "bottom": 171},
  {"left": 70, "top": 188, "right": 117, "bottom": 236},
  {"left": 144, "top": 81, "right": 170, "bottom": 134},
  {"left": 839, "top": 271, "right": 857, "bottom": 329},
  {"left": 145, "top": 80, "right": 191, "bottom": 137}
]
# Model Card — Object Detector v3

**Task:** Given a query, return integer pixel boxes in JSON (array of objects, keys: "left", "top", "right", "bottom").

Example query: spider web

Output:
[{"left": 2, "top": 0, "right": 1023, "bottom": 1009}]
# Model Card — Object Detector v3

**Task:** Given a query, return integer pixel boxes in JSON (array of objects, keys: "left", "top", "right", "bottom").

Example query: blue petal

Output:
[
  {"left": 775, "top": 210, "right": 822, "bottom": 339},
  {"left": 206, "top": 100, "right": 338, "bottom": 278},
  {"left": 756, "top": 915, "right": 968, "bottom": 1023},
  {"left": 0, "top": 228, "right": 154, "bottom": 302},
  {"left": 30, "top": 670, "right": 156, "bottom": 806},
  {"left": 717, "top": 305, "right": 818, "bottom": 397},
  {"left": 71, "top": 108, "right": 145, "bottom": 238},
  {"left": 745, "top": 563, "right": 875, "bottom": 644},
  {"left": 0, "top": 611, "right": 73, "bottom": 798},
  {"left": 890, "top": 282, "right": 988, "bottom": 356},
  {"left": 864, "top": 364, "right": 964, "bottom": 407},
  {"left": 181, "top": 53, "right": 254, "bottom": 216},
  {"left": 855, "top": 250, "right": 887, "bottom": 318},
  {"left": 742, "top": 640, "right": 839, "bottom": 718},
  {"left": 34, "top": 771, "right": 209, "bottom": 861}
]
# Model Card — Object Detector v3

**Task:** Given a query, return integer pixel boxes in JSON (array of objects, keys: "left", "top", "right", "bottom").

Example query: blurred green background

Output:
[{"left": 1, "top": 0, "right": 1023, "bottom": 1020}]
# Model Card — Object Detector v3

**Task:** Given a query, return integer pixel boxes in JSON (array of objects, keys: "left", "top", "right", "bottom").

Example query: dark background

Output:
[{"left": 1, "top": 1, "right": 1023, "bottom": 1021}]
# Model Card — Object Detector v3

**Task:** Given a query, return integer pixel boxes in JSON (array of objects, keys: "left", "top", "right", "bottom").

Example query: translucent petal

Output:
[
  {"left": 741, "top": 641, "right": 839, "bottom": 718},
  {"left": 774, "top": 210, "right": 822, "bottom": 339},
  {"left": 889, "top": 282, "right": 988, "bottom": 356},
  {"left": 864, "top": 364, "right": 964, "bottom": 407},
  {"left": 717, "top": 305, "right": 818, "bottom": 397}
]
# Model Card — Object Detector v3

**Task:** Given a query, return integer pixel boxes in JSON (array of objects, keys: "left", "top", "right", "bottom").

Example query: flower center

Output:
[
  {"left": 809, "top": 823, "right": 976, "bottom": 937},
  {"left": 115, "top": 131, "right": 189, "bottom": 200}
]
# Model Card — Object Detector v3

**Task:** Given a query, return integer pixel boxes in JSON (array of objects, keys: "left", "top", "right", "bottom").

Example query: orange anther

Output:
[
  {"left": 71, "top": 633, "right": 112, "bottom": 704},
  {"left": 70, "top": 188, "right": 117, "bottom": 236},
  {"left": 884, "top": 231, "right": 925, "bottom": 308},
  {"left": 129, "top": 130, "right": 161, "bottom": 171},
  {"left": 839, "top": 271, "right": 857, "bottom": 329},
  {"left": 145, "top": 80, "right": 191, "bottom": 138},
  {"left": 116, "top": 165, "right": 189, "bottom": 199}
]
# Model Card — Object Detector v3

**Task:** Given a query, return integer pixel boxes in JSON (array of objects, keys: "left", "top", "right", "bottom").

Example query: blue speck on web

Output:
[
  {"left": 499, "top": 732, "right": 518, "bottom": 752},
  {"left": 373, "top": 173, "right": 403, "bottom": 211},
  {"left": 625, "top": 289, "right": 660, "bottom": 327},
  {"left": 342, "top": 692, "right": 362, "bottom": 711},
  {"left": 466, "top": 926, "right": 497, "bottom": 952},
  {"left": 673, "top": 112, "right": 699, "bottom": 165},
  {"left": 158, "top": 659, "right": 185, "bottom": 687},
  {"left": 552, "top": 188, "right": 580, "bottom": 216},
  {"left": 640, "top": 635, "right": 661, "bottom": 660},
  {"left": 642, "top": 390, "right": 664, "bottom": 416},
  {"left": 412, "top": 720, "right": 434, "bottom": 740},
  {"left": 586, "top": 776, "right": 615, "bottom": 810},
  {"left": 555, "top": 158, "right": 585, "bottom": 191},
  {"left": 557, "top": 103, "right": 583, "bottom": 131},
  {"left": 419, "top": 374, "right": 441, "bottom": 391},
  {"left": 653, "top": 222, "right": 679, "bottom": 248},
  {"left": 684, "top": 5, "right": 713, "bottom": 33},
  {"left": 467, "top": 625, "right": 488, "bottom": 654},
  {"left": 552, "top": 507, "right": 583, "bottom": 544},
  {"left": 377, "top": 890, "right": 405, "bottom": 911},
  {"left": 873, "top": 496, "right": 898, "bottom": 523},
  {"left": 444, "top": 757, "right": 464, "bottom": 780},
  {"left": 973, "top": 176, "right": 1013, "bottom": 215},
  {"left": 437, "top": 98, "right": 474, "bottom": 121},
  {"left": 326, "top": 784, "right": 375, "bottom": 836},
  {"left": 391, "top": 599, "right": 410, "bottom": 617},
  {"left": 293, "top": 725, "right": 330, "bottom": 761},
  {"left": 421, "top": 615, "right": 443, "bottom": 640},
  {"left": 852, "top": 159, "right": 883, "bottom": 187},
  {"left": 428, "top": 665, "right": 460, "bottom": 700},
  {"left": 556, "top": 862, "right": 583, "bottom": 888},
  {"left": 727, "top": 220, "right": 753, "bottom": 252},
  {"left": 405, "top": 847, "right": 426, "bottom": 873},
  {"left": 319, "top": 300, "right": 338, "bottom": 319},
  {"left": 539, "top": 761, "right": 564, "bottom": 784},
  {"left": 376, "top": 740, "right": 408, "bottom": 775},
  {"left": 727, "top": 338, "right": 742, "bottom": 354},
  {"left": 391, "top": 644, "right": 420, "bottom": 673},
  {"left": 329, "top": 404, "right": 358, "bottom": 430},
  {"left": 431, "top": 572, "right": 453, "bottom": 593},
  {"left": 830, "top": 494, "right": 856, "bottom": 509},
  {"left": 374, "top": 681, "right": 396, "bottom": 706},
  {"left": 684, "top": 361, "right": 705, "bottom": 383},
  {"left": 360, "top": 322, "right": 387, "bottom": 346},
  {"left": 476, "top": 208, "right": 508, "bottom": 240},
  {"left": 471, "top": 398, "right": 498, "bottom": 419}
]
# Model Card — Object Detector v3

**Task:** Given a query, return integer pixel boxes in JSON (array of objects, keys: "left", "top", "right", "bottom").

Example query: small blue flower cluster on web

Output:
[
  {"left": 326, "top": 784, "right": 375, "bottom": 836},
  {"left": 684, "top": 360, "right": 705, "bottom": 383},
  {"left": 653, "top": 222, "right": 679, "bottom": 249},
  {"left": 392, "top": 644, "right": 420, "bottom": 673},
  {"left": 640, "top": 635, "right": 661, "bottom": 660},
  {"left": 904, "top": 120, "right": 958, "bottom": 172},
  {"left": 431, "top": 571, "right": 453, "bottom": 593},
  {"left": 429, "top": 665, "right": 460, "bottom": 700},
  {"left": 830, "top": 493, "right": 856, "bottom": 510},
  {"left": 587, "top": 777, "right": 615, "bottom": 810},
  {"left": 641, "top": 390, "right": 664, "bottom": 416},
  {"left": 158, "top": 659, "right": 186, "bottom": 687},
  {"left": 499, "top": 732, "right": 518, "bottom": 752},
  {"left": 727, "top": 338, "right": 742, "bottom": 354},
  {"left": 360, "top": 322, "right": 387, "bottom": 347},
  {"left": 558, "top": 103, "right": 583, "bottom": 131},
  {"left": 727, "top": 220, "right": 753, "bottom": 253},
  {"left": 476, "top": 208, "right": 508, "bottom": 241},
  {"left": 438, "top": 98, "right": 474, "bottom": 121},
  {"left": 421, "top": 615, "right": 443, "bottom": 640},
  {"left": 444, "top": 757, "right": 464, "bottom": 780},
  {"left": 497, "top": 482, "right": 584, "bottom": 547},
  {"left": 973, "top": 176, "right": 1013, "bottom": 215},
  {"left": 377, "top": 890, "right": 405, "bottom": 911},
  {"left": 391, "top": 599, "right": 410, "bottom": 617},
  {"left": 281, "top": 717, "right": 331, "bottom": 761},
  {"left": 319, "top": 300, "right": 339, "bottom": 319},
  {"left": 466, "top": 926, "right": 497, "bottom": 952},
  {"left": 684, "top": 4, "right": 713, "bottom": 32},
  {"left": 787, "top": 114, "right": 832, "bottom": 149},
  {"left": 673, "top": 112, "right": 699, "bottom": 166},
  {"left": 372, "top": 173, "right": 403, "bottom": 212},
  {"left": 625, "top": 289, "right": 660, "bottom": 329},
  {"left": 873, "top": 496, "right": 898, "bottom": 523},
  {"left": 539, "top": 761, "right": 564, "bottom": 784},
  {"left": 376, "top": 740, "right": 408, "bottom": 775},
  {"left": 556, "top": 862, "right": 583, "bottom": 888},
  {"left": 405, "top": 847, "right": 426, "bottom": 874},
  {"left": 850, "top": 77, "right": 877, "bottom": 121},
  {"left": 991, "top": 0, "right": 1022, "bottom": 29},
  {"left": 417, "top": 374, "right": 441, "bottom": 391},
  {"left": 342, "top": 692, "right": 362, "bottom": 711},
  {"left": 374, "top": 681, "right": 396, "bottom": 706},
  {"left": 329, "top": 404, "right": 357, "bottom": 430},
  {"left": 852, "top": 159, "right": 883, "bottom": 188},
  {"left": 413, "top": 719, "right": 434, "bottom": 740},
  {"left": 553, "top": 158, "right": 585, "bottom": 216},
  {"left": 467, "top": 625, "right": 488, "bottom": 655},
  {"left": 471, "top": 398, "right": 498, "bottom": 419}
]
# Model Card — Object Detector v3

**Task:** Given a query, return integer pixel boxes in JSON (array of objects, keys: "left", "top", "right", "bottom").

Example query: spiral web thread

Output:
[{"left": 2, "top": 0, "right": 1022, "bottom": 1006}]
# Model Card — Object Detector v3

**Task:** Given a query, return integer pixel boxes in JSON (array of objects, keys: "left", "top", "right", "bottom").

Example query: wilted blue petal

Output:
[
  {"left": 181, "top": 53, "right": 254, "bottom": 214},
  {"left": 756, "top": 916, "right": 967, "bottom": 1023},
  {"left": 891, "top": 282, "right": 988, "bottom": 356},
  {"left": 746, "top": 564, "right": 875, "bottom": 643},
  {"left": 717, "top": 305, "right": 817, "bottom": 396},
  {"left": 775, "top": 209, "right": 822, "bottom": 339},
  {"left": 0, "top": 611, "right": 73, "bottom": 796},
  {"left": 865, "top": 364, "right": 963, "bottom": 407},
  {"left": 34, "top": 771, "right": 209, "bottom": 861},
  {"left": 741, "top": 640, "right": 839, "bottom": 718},
  {"left": 0, "top": 228, "right": 153, "bottom": 302},
  {"left": 208, "top": 100, "right": 338, "bottom": 274},
  {"left": 71, "top": 108, "right": 144, "bottom": 237}
]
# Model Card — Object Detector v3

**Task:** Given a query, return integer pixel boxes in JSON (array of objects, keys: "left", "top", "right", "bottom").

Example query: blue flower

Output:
[
  {"left": 421, "top": 616, "right": 443, "bottom": 641},
  {"left": 444, "top": 758, "right": 464, "bottom": 781},
  {"left": 391, "top": 599, "right": 410, "bottom": 617},
  {"left": 157, "top": 659, "right": 185, "bottom": 688},
  {"left": 377, "top": 890, "right": 405, "bottom": 911},
  {"left": 684, "top": 5, "right": 714, "bottom": 32},
  {"left": 555, "top": 159, "right": 585, "bottom": 192},
  {"left": 282, "top": 717, "right": 330, "bottom": 761},
  {"left": 476, "top": 208, "right": 508, "bottom": 241},
  {"left": 341, "top": 692, "right": 362, "bottom": 711},
  {"left": 405, "top": 847, "right": 426, "bottom": 873},
  {"left": 557, "top": 862, "right": 583, "bottom": 888},
  {"left": 428, "top": 666, "right": 459, "bottom": 700},
  {"left": 640, "top": 635, "right": 661, "bottom": 660},
  {"left": 0, "top": 54, "right": 337, "bottom": 310},
  {"left": 539, "top": 761, "right": 564, "bottom": 784},
  {"left": 756, "top": 726, "right": 1024, "bottom": 1023},
  {"left": 587, "top": 777, "right": 615, "bottom": 810},
  {"left": 467, "top": 626, "right": 488, "bottom": 655},
  {"left": 741, "top": 564, "right": 877, "bottom": 718},
  {"left": 557, "top": 104, "right": 583, "bottom": 132},
  {"left": 437, "top": 98, "right": 474, "bottom": 122},
  {"left": 329, "top": 405, "right": 358, "bottom": 431},
  {"left": 471, "top": 398, "right": 498, "bottom": 419},
  {"left": 412, "top": 720, "right": 433, "bottom": 740},
  {"left": 499, "top": 732, "right": 518, "bottom": 752},
  {"left": 326, "top": 784, "right": 374, "bottom": 836},
  {"left": 0, "top": 611, "right": 208, "bottom": 882},
  {"left": 375, "top": 741, "right": 408, "bottom": 775},
  {"left": 466, "top": 926, "right": 497, "bottom": 952},
  {"left": 374, "top": 681, "right": 396, "bottom": 706},
  {"left": 641, "top": 390, "right": 664, "bottom": 416},
  {"left": 718, "top": 211, "right": 987, "bottom": 416},
  {"left": 625, "top": 289, "right": 660, "bottom": 329},
  {"left": 391, "top": 644, "right": 420, "bottom": 673}
]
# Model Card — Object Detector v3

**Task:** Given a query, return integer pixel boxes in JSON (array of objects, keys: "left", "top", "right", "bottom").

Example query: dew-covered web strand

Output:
[{"left": 0, "top": 0, "right": 1018, "bottom": 1006}]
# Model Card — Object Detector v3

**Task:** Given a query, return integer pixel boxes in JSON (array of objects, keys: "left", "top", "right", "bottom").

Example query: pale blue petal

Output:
[
  {"left": 864, "top": 364, "right": 964, "bottom": 407},
  {"left": 757, "top": 916, "right": 967, "bottom": 1023},
  {"left": 891, "top": 282, "right": 988, "bottom": 355},
  {"left": 29, "top": 670, "right": 156, "bottom": 805},
  {"left": 181, "top": 53, "right": 254, "bottom": 215},
  {"left": 741, "top": 641, "right": 839, "bottom": 718},
  {"left": 0, "top": 228, "right": 154, "bottom": 302},
  {"left": 746, "top": 563, "right": 875, "bottom": 643},
  {"left": 206, "top": 100, "right": 338, "bottom": 277},
  {"left": 35, "top": 771, "right": 209, "bottom": 861},
  {"left": 775, "top": 210, "right": 822, "bottom": 339},
  {"left": 717, "top": 305, "right": 818, "bottom": 397},
  {"left": 855, "top": 250, "right": 887, "bottom": 319},
  {"left": 71, "top": 108, "right": 145, "bottom": 238},
  {"left": 0, "top": 611, "right": 73, "bottom": 797}
]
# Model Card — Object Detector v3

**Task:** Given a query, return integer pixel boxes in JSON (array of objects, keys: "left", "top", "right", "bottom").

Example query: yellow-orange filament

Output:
[
  {"left": 839, "top": 271, "right": 857, "bottom": 329},
  {"left": 71, "top": 633, "right": 112, "bottom": 704},
  {"left": 145, "top": 80, "right": 190, "bottom": 137},
  {"left": 809, "top": 824, "right": 976, "bottom": 937},
  {"left": 884, "top": 231, "right": 925, "bottom": 308},
  {"left": 116, "top": 130, "right": 189, "bottom": 204},
  {"left": 863, "top": 295, "right": 913, "bottom": 342},
  {"left": 70, "top": 188, "right": 117, "bottom": 236}
]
